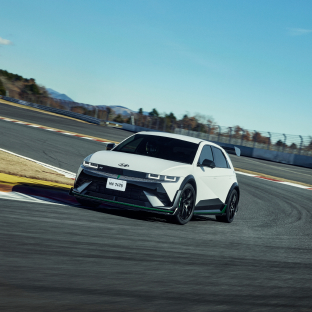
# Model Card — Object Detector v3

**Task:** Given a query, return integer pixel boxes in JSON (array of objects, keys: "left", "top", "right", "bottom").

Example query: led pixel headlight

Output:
[
  {"left": 147, "top": 173, "right": 179, "bottom": 182},
  {"left": 83, "top": 161, "right": 98, "bottom": 169}
]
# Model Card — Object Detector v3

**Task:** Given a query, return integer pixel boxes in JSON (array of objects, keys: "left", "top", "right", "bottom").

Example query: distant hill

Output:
[
  {"left": 110, "top": 105, "right": 135, "bottom": 116},
  {"left": 46, "top": 88, "right": 74, "bottom": 102}
]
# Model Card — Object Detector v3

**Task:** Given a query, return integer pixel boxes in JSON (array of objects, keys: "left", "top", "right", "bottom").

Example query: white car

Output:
[{"left": 69, "top": 132, "right": 240, "bottom": 225}]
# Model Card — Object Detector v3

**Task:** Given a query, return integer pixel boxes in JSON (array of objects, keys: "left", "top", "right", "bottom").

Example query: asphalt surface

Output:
[
  {"left": 1, "top": 176, "right": 312, "bottom": 311},
  {"left": 1, "top": 101, "right": 312, "bottom": 184},
  {"left": 0, "top": 106, "right": 312, "bottom": 312},
  {"left": 1, "top": 101, "right": 312, "bottom": 311},
  {"left": 0, "top": 101, "right": 131, "bottom": 142}
]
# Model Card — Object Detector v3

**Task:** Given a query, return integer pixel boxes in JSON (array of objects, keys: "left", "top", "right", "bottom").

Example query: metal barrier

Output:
[{"left": 2, "top": 96, "right": 101, "bottom": 125}]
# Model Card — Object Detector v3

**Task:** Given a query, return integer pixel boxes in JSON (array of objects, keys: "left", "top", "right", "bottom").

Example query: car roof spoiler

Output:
[{"left": 218, "top": 144, "right": 241, "bottom": 157}]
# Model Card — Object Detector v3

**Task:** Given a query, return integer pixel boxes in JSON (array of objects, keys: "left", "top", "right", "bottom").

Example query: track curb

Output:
[
  {"left": 0, "top": 174, "right": 77, "bottom": 205},
  {"left": 0, "top": 116, "right": 119, "bottom": 144}
]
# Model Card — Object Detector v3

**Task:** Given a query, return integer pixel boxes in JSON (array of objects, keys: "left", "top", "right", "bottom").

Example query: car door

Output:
[
  {"left": 210, "top": 146, "right": 234, "bottom": 202},
  {"left": 194, "top": 144, "right": 224, "bottom": 211}
]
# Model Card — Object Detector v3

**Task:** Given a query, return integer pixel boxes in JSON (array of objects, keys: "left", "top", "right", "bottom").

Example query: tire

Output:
[
  {"left": 75, "top": 197, "right": 100, "bottom": 208},
  {"left": 216, "top": 189, "right": 238, "bottom": 223},
  {"left": 172, "top": 183, "right": 196, "bottom": 225}
]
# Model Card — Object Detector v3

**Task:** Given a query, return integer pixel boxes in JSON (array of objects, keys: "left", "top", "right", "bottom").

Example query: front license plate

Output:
[{"left": 106, "top": 178, "right": 127, "bottom": 191}]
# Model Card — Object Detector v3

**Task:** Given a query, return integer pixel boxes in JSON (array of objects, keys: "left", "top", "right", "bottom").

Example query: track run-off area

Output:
[{"left": 1, "top": 102, "right": 312, "bottom": 311}]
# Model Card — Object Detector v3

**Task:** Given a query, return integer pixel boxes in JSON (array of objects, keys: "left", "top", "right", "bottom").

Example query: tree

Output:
[
  {"left": 233, "top": 126, "right": 244, "bottom": 139},
  {"left": 0, "top": 79, "right": 6, "bottom": 96},
  {"left": 165, "top": 112, "right": 176, "bottom": 120},
  {"left": 25, "top": 83, "right": 40, "bottom": 94},
  {"left": 113, "top": 114, "right": 124, "bottom": 123},
  {"left": 149, "top": 108, "right": 159, "bottom": 117},
  {"left": 138, "top": 108, "right": 143, "bottom": 115},
  {"left": 276, "top": 139, "right": 286, "bottom": 147}
]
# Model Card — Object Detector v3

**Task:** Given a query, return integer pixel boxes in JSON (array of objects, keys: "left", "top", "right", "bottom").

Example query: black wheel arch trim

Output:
[
  {"left": 179, "top": 175, "right": 197, "bottom": 193},
  {"left": 225, "top": 182, "right": 240, "bottom": 205}
]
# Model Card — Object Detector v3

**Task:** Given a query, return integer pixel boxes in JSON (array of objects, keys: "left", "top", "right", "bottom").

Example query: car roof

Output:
[{"left": 137, "top": 131, "right": 222, "bottom": 148}]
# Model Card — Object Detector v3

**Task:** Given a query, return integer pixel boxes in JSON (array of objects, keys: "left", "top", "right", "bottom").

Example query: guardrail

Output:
[{"left": 1, "top": 96, "right": 101, "bottom": 125}]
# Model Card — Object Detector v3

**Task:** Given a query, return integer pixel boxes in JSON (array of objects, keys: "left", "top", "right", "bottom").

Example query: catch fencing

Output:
[
  {"left": 133, "top": 116, "right": 312, "bottom": 157},
  {"left": 1, "top": 95, "right": 311, "bottom": 157}
]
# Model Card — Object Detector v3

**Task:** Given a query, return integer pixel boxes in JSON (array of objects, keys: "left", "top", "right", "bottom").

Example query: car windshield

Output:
[{"left": 113, "top": 134, "right": 199, "bottom": 164}]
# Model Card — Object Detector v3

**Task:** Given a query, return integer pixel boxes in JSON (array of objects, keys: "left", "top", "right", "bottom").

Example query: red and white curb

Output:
[
  {"left": 236, "top": 171, "right": 312, "bottom": 190},
  {"left": 0, "top": 116, "right": 111, "bottom": 144},
  {"left": 1, "top": 116, "right": 311, "bottom": 192}
]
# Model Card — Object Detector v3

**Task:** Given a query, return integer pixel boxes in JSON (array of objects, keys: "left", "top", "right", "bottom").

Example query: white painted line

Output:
[
  {"left": 0, "top": 116, "right": 110, "bottom": 145},
  {"left": 0, "top": 191, "right": 66, "bottom": 205},
  {"left": 0, "top": 148, "right": 76, "bottom": 179},
  {"left": 235, "top": 171, "right": 257, "bottom": 177},
  {"left": 279, "top": 182, "right": 310, "bottom": 189}
]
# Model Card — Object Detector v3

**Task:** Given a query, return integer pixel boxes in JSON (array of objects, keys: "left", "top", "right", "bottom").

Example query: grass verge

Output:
[{"left": 0, "top": 150, "right": 74, "bottom": 186}]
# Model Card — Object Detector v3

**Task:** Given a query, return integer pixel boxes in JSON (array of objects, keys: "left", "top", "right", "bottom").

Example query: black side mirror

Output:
[
  {"left": 199, "top": 159, "right": 216, "bottom": 168},
  {"left": 106, "top": 143, "right": 116, "bottom": 150}
]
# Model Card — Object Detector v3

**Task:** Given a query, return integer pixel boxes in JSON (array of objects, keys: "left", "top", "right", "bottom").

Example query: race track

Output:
[
  {"left": 1, "top": 101, "right": 311, "bottom": 184},
  {"left": 1, "top": 103, "right": 312, "bottom": 311}
]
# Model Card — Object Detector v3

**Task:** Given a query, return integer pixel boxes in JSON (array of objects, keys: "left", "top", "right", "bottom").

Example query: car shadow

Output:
[
  {"left": 76, "top": 202, "right": 218, "bottom": 224},
  {"left": 6, "top": 183, "right": 219, "bottom": 224}
]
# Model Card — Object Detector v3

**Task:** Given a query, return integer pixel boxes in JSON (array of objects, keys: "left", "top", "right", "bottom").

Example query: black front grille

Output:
[
  {"left": 75, "top": 170, "right": 171, "bottom": 207},
  {"left": 97, "top": 165, "right": 123, "bottom": 175}
]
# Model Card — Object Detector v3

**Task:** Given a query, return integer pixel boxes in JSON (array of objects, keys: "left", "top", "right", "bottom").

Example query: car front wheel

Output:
[{"left": 172, "top": 183, "right": 195, "bottom": 225}]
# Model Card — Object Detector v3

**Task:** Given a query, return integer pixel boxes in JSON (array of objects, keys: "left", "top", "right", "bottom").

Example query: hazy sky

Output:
[{"left": 1, "top": 0, "right": 311, "bottom": 135}]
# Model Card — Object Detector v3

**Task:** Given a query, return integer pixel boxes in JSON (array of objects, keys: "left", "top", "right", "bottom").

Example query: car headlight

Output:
[
  {"left": 83, "top": 161, "right": 98, "bottom": 169},
  {"left": 147, "top": 173, "right": 179, "bottom": 182},
  {"left": 82, "top": 154, "right": 99, "bottom": 168}
]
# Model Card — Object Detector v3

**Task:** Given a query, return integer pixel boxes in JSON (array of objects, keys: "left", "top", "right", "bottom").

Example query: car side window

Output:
[
  {"left": 211, "top": 146, "right": 229, "bottom": 168},
  {"left": 198, "top": 145, "right": 214, "bottom": 165}
]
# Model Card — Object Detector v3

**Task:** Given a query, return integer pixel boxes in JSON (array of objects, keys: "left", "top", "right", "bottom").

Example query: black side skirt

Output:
[{"left": 194, "top": 198, "right": 225, "bottom": 215}]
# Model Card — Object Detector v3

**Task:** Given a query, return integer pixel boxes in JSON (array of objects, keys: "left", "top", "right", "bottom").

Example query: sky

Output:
[{"left": 0, "top": 0, "right": 311, "bottom": 136}]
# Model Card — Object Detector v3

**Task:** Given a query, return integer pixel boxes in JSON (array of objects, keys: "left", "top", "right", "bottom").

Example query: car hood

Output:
[{"left": 89, "top": 150, "right": 190, "bottom": 175}]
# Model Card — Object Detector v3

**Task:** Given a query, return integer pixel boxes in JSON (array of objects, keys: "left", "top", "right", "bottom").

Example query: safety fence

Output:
[
  {"left": 133, "top": 116, "right": 312, "bottom": 157},
  {"left": 1, "top": 95, "right": 311, "bottom": 157}
]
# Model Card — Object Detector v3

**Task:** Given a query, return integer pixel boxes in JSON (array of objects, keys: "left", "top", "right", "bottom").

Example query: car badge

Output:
[{"left": 118, "top": 163, "right": 129, "bottom": 167}]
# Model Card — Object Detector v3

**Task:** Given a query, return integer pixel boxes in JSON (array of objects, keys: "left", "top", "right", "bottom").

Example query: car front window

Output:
[{"left": 113, "top": 134, "right": 198, "bottom": 164}]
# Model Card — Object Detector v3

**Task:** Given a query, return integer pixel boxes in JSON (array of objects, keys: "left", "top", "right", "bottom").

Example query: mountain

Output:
[
  {"left": 110, "top": 105, "right": 136, "bottom": 116},
  {"left": 46, "top": 88, "right": 74, "bottom": 102}
]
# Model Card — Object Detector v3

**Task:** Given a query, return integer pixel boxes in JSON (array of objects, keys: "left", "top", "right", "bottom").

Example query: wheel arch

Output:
[
  {"left": 225, "top": 182, "right": 240, "bottom": 205},
  {"left": 179, "top": 175, "right": 197, "bottom": 195}
]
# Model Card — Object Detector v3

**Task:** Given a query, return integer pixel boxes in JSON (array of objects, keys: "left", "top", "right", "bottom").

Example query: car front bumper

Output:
[{"left": 70, "top": 167, "right": 181, "bottom": 215}]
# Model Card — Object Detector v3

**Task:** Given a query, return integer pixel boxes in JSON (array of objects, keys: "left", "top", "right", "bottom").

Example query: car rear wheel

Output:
[
  {"left": 75, "top": 197, "right": 100, "bottom": 208},
  {"left": 216, "top": 189, "right": 238, "bottom": 223},
  {"left": 172, "top": 183, "right": 195, "bottom": 225}
]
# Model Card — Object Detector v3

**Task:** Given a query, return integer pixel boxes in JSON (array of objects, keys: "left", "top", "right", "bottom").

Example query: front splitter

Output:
[{"left": 69, "top": 188, "right": 176, "bottom": 215}]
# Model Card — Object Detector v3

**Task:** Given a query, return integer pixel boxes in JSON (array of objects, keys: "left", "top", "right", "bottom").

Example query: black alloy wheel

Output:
[
  {"left": 216, "top": 189, "right": 238, "bottom": 223},
  {"left": 173, "top": 183, "right": 195, "bottom": 225}
]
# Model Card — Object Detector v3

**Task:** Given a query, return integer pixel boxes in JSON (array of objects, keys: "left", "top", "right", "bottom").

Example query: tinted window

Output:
[
  {"left": 198, "top": 145, "right": 213, "bottom": 165},
  {"left": 114, "top": 134, "right": 198, "bottom": 164},
  {"left": 211, "top": 146, "right": 229, "bottom": 168}
]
